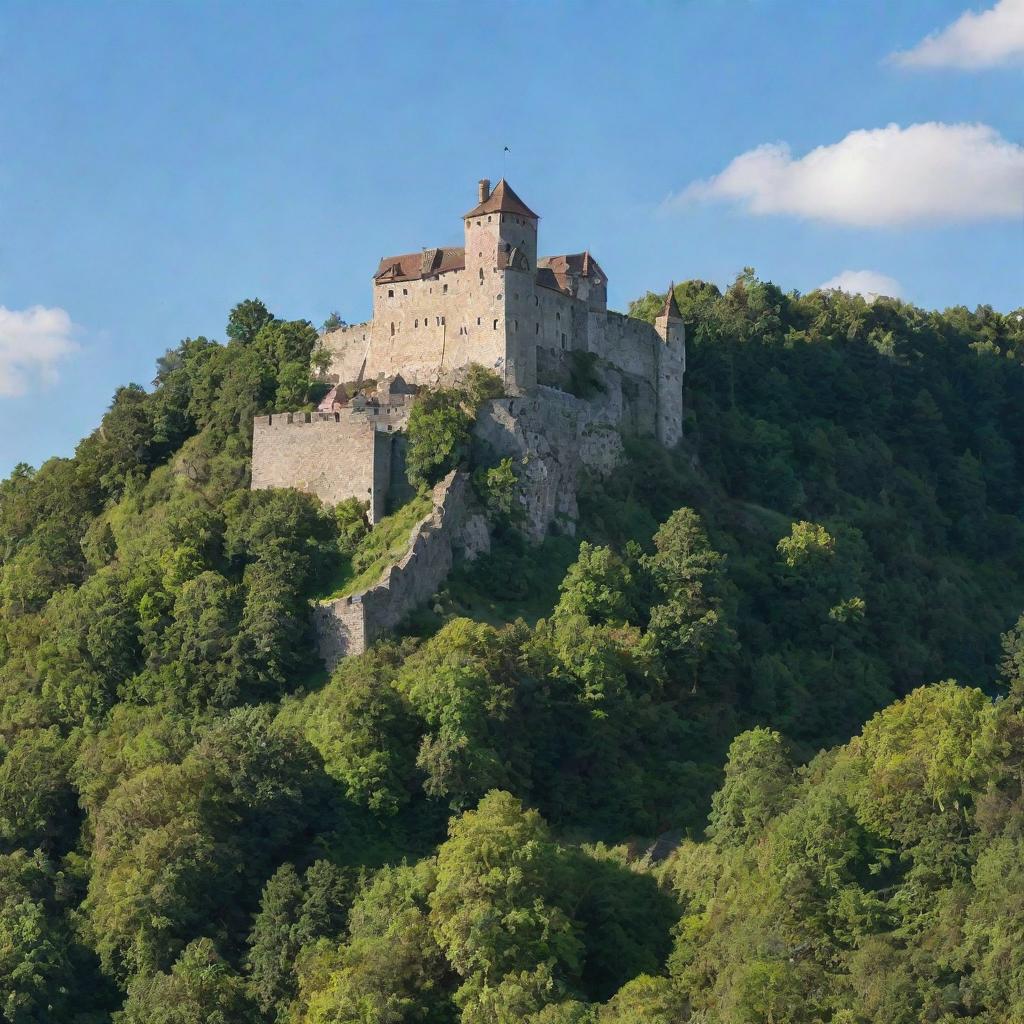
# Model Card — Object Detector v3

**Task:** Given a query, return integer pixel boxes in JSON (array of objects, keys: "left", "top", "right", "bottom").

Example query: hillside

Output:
[{"left": 2, "top": 277, "right": 1024, "bottom": 1022}]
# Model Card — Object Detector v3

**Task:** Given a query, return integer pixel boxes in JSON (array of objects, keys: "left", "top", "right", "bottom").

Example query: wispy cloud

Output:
[
  {"left": 669, "top": 122, "right": 1024, "bottom": 227},
  {"left": 818, "top": 270, "right": 903, "bottom": 302},
  {"left": 891, "top": 0, "right": 1024, "bottom": 70},
  {"left": 0, "top": 305, "right": 77, "bottom": 397}
]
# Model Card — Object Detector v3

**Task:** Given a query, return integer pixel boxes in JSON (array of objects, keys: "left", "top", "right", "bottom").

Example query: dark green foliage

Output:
[
  {"left": 226, "top": 298, "right": 274, "bottom": 347},
  {"left": 405, "top": 366, "right": 504, "bottom": 488},
  {"left": 0, "top": 285, "right": 1023, "bottom": 1021},
  {"left": 405, "top": 388, "right": 475, "bottom": 489},
  {"left": 246, "top": 860, "right": 355, "bottom": 1018},
  {"left": 568, "top": 349, "right": 603, "bottom": 398},
  {"left": 116, "top": 937, "right": 256, "bottom": 1024}
]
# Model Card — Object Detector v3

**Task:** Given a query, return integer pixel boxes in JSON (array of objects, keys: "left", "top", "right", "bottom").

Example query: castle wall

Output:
[
  {"left": 586, "top": 310, "right": 659, "bottom": 380},
  {"left": 320, "top": 321, "right": 373, "bottom": 384},
  {"left": 251, "top": 411, "right": 391, "bottom": 522},
  {"left": 313, "top": 471, "right": 490, "bottom": 668},
  {"left": 322, "top": 266, "right": 513, "bottom": 388}
]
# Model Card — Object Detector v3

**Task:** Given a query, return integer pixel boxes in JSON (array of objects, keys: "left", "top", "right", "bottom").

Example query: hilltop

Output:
[{"left": 2, "top": 275, "right": 1024, "bottom": 1021}]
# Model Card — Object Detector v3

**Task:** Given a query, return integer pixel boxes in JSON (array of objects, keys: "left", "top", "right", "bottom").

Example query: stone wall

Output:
[
  {"left": 313, "top": 471, "right": 490, "bottom": 669},
  {"left": 251, "top": 410, "right": 392, "bottom": 522},
  {"left": 474, "top": 377, "right": 625, "bottom": 540}
]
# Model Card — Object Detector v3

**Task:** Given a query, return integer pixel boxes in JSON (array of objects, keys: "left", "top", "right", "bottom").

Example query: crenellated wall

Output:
[{"left": 251, "top": 410, "right": 393, "bottom": 522}]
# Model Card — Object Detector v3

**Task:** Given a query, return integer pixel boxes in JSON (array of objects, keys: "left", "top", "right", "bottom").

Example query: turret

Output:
[{"left": 654, "top": 283, "right": 686, "bottom": 446}]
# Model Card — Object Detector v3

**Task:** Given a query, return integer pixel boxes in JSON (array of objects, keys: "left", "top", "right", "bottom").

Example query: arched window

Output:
[{"left": 414, "top": 319, "right": 418, "bottom": 328}]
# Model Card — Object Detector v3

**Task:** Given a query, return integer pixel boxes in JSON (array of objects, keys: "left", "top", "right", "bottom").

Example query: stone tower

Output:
[
  {"left": 463, "top": 178, "right": 541, "bottom": 391},
  {"left": 463, "top": 178, "right": 539, "bottom": 278},
  {"left": 654, "top": 283, "right": 686, "bottom": 446}
]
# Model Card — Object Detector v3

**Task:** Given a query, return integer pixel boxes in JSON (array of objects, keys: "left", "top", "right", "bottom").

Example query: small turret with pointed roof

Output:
[
  {"left": 660, "top": 282, "right": 683, "bottom": 322},
  {"left": 654, "top": 282, "right": 686, "bottom": 447}
]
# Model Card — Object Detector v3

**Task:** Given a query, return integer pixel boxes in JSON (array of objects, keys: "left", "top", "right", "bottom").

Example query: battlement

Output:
[{"left": 257, "top": 411, "right": 345, "bottom": 426}]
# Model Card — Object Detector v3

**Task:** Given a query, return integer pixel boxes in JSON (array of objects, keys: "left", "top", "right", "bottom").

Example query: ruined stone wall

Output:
[
  {"left": 313, "top": 471, "right": 490, "bottom": 669},
  {"left": 251, "top": 411, "right": 392, "bottom": 522}
]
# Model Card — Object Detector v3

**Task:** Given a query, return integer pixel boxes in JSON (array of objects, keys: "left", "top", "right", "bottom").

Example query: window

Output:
[
  {"left": 535, "top": 323, "right": 540, "bottom": 334},
  {"left": 477, "top": 317, "right": 481, "bottom": 325},
  {"left": 388, "top": 289, "right": 394, "bottom": 298},
  {"left": 487, "top": 215, "right": 492, "bottom": 222},
  {"left": 493, "top": 319, "right": 499, "bottom": 330},
  {"left": 556, "top": 312, "right": 561, "bottom": 320},
  {"left": 402, "top": 288, "right": 408, "bottom": 295},
  {"left": 414, "top": 319, "right": 418, "bottom": 328},
  {"left": 561, "top": 332, "right": 567, "bottom": 348},
  {"left": 513, "top": 319, "right": 518, "bottom": 331},
  {"left": 479, "top": 268, "right": 484, "bottom": 282},
  {"left": 534, "top": 296, "right": 539, "bottom": 306},
  {"left": 443, "top": 283, "right": 448, "bottom": 294},
  {"left": 390, "top": 322, "right": 395, "bottom": 336}
]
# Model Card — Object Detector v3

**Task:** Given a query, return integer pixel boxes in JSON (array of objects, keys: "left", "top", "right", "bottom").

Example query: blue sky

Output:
[{"left": 1, "top": 0, "right": 1022, "bottom": 475}]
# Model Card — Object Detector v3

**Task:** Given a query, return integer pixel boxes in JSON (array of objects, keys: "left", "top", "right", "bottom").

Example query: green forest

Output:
[{"left": 3, "top": 276, "right": 1024, "bottom": 1023}]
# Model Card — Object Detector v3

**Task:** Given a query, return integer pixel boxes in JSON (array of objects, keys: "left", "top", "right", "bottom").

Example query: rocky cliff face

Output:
[{"left": 473, "top": 374, "right": 627, "bottom": 540}]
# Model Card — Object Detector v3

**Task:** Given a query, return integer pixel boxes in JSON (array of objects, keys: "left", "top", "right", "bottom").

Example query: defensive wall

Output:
[
  {"left": 312, "top": 471, "right": 490, "bottom": 668},
  {"left": 251, "top": 410, "right": 395, "bottom": 523}
]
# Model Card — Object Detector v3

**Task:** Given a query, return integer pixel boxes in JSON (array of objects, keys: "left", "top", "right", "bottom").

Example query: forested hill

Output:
[{"left": 2, "top": 278, "right": 1024, "bottom": 1022}]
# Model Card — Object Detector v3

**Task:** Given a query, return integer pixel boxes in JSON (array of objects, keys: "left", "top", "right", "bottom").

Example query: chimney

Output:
[{"left": 477, "top": 178, "right": 491, "bottom": 204}]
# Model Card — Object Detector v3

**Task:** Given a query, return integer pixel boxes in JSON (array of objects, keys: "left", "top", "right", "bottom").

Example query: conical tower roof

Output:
[{"left": 660, "top": 283, "right": 683, "bottom": 320}]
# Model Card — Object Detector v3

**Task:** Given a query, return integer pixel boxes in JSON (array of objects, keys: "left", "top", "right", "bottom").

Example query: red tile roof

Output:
[
  {"left": 374, "top": 247, "right": 466, "bottom": 283},
  {"left": 463, "top": 179, "right": 539, "bottom": 220},
  {"left": 535, "top": 251, "right": 607, "bottom": 296}
]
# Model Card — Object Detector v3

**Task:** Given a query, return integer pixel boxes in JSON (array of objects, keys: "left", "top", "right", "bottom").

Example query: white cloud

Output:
[
  {"left": 0, "top": 305, "right": 77, "bottom": 397},
  {"left": 891, "top": 0, "right": 1024, "bottom": 69},
  {"left": 818, "top": 270, "right": 903, "bottom": 302},
  {"left": 672, "top": 122, "right": 1024, "bottom": 227}
]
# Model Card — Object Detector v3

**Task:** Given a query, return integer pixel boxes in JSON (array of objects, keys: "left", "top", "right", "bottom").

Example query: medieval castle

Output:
[{"left": 251, "top": 178, "right": 687, "bottom": 663}]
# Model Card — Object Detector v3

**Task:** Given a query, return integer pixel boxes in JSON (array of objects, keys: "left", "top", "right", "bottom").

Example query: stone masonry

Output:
[
  {"left": 318, "top": 178, "right": 686, "bottom": 446},
  {"left": 312, "top": 471, "right": 489, "bottom": 669}
]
